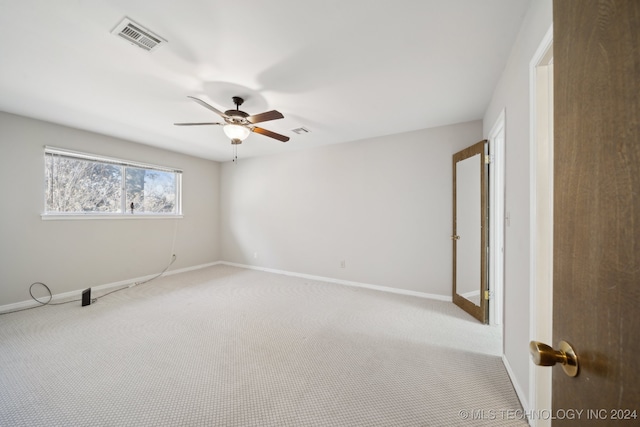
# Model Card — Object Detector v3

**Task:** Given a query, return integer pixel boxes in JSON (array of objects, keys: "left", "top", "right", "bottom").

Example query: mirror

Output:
[
  {"left": 452, "top": 141, "right": 488, "bottom": 323},
  {"left": 456, "top": 154, "right": 482, "bottom": 306}
]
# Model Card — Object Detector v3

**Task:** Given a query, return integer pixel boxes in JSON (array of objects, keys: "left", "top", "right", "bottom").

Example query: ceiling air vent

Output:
[
  {"left": 111, "top": 17, "right": 166, "bottom": 52},
  {"left": 291, "top": 127, "right": 311, "bottom": 135}
]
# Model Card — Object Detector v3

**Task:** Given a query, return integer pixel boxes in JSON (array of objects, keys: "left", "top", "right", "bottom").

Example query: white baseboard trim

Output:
[
  {"left": 1, "top": 260, "right": 451, "bottom": 313},
  {"left": 219, "top": 261, "right": 452, "bottom": 302},
  {"left": 0, "top": 261, "right": 221, "bottom": 314},
  {"left": 502, "top": 354, "right": 531, "bottom": 423},
  {"left": 460, "top": 289, "right": 481, "bottom": 299}
]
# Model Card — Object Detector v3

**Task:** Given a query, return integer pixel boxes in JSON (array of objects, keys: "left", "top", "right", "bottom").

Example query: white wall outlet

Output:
[
  {"left": 253, "top": 252, "right": 258, "bottom": 259},
  {"left": 340, "top": 260, "right": 346, "bottom": 268}
]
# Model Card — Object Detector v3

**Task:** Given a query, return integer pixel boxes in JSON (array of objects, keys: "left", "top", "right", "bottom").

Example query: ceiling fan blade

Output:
[
  {"left": 252, "top": 127, "right": 290, "bottom": 142},
  {"left": 246, "top": 110, "right": 284, "bottom": 124},
  {"left": 187, "top": 96, "right": 229, "bottom": 118},
  {"left": 174, "top": 122, "right": 223, "bottom": 126}
]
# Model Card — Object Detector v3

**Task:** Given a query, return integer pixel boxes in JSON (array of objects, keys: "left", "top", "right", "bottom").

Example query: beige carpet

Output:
[{"left": 0, "top": 265, "right": 527, "bottom": 426}]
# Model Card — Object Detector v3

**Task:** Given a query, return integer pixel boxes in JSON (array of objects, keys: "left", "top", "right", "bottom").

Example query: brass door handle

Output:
[{"left": 529, "top": 340, "right": 579, "bottom": 377}]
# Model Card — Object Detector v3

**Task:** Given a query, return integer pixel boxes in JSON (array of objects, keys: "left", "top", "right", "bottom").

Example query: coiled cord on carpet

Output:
[{"left": 0, "top": 254, "right": 177, "bottom": 316}]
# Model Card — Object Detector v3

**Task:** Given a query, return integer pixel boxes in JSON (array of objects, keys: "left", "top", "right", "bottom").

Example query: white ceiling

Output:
[{"left": 0, "top": 0, "right": 530, "bottom": 161}]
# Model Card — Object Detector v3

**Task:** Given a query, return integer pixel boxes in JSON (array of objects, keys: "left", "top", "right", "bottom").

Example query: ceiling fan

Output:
[{"left": 174, "top": 96, "right": 290, "bottom": 144}]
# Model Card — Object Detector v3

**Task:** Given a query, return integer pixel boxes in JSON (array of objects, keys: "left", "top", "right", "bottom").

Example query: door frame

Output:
[
  {"left": 528, "top": 25, "right": 554, "bottom": 427},
  {"left": 487, "top": 110, "right": 506, "bottom": 327}
]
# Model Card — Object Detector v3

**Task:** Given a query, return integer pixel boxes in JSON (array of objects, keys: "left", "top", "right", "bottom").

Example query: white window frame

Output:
[{"left": 42, "top": 146, "right": 183, "bottom": 220}]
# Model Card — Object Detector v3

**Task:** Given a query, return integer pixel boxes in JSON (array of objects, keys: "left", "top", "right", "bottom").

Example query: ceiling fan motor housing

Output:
[{"left": 224, "top": 109, "right": 249, "bottom": 124}]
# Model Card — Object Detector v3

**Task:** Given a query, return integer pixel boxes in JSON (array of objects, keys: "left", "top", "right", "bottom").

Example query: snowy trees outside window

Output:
[{"left": 44, "top": 148, "right": 181, "bottom": 216}]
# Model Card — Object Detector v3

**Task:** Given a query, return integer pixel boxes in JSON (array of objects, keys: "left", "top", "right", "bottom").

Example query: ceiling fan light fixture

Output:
[
  {"left": 223, "top": 124, "right": 251, "bottom": 142},
  {"left": 176, "top": 96, "right": 288, "bottom": 143}
]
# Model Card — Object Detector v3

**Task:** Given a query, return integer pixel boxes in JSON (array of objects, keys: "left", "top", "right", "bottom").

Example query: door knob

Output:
[{"left": 529, "top": 340, "right": 579, "bottom": 377}]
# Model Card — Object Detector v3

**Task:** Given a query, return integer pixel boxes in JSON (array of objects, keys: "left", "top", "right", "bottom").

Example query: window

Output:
[{"left": 44, "top": 147, "right": 182, "bottom": 217}]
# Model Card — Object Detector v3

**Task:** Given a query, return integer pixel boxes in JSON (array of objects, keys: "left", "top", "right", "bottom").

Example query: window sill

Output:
[{"left": 41, "top": 214, "right": 183, "bottom": 221}]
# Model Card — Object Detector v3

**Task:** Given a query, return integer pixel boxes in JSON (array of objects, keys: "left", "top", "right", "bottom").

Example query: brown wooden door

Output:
[
  {"left": 452, "top": 140, "right": 488, "bottom": 323},
  {"left": 553, "top": 0, "right": 640, "bottom": 424}
]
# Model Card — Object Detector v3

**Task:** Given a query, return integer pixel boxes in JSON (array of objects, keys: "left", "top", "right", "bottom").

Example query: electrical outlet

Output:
[
  {"left": 340, "top": 260, "right": 346, "bottom": 268},
  {"left": 253, "top": 252, "right": 258, "bottom": 259}
]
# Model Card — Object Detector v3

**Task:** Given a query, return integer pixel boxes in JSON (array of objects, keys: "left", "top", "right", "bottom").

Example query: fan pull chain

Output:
[{"left": 232, "top": 144, "right": 238, "bottom": 163}]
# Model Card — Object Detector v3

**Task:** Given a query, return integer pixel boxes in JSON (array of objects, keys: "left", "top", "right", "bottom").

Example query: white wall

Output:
[
  {"left": 0, "top": 112, "right": 220, "bottom": 306},
  {"left": 221, "top": 121, "right": 481, "bottom": 296},
  {"left": 483, "top": 0, "right": 552, "bottom": 407}
]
